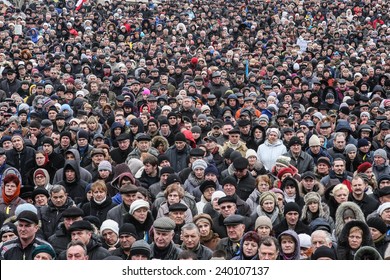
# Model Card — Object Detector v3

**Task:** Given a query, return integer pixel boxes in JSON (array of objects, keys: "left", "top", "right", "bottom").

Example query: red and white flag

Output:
[{"left": 75, "top": 0, "right": 86, "bottom": 11}]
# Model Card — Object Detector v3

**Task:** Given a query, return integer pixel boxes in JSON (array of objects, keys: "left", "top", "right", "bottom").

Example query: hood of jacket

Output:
[
  {"left": 338, "top": 220, "right": 373, "bottom": 248},
  {"left": 277, "top": 229, "right": 300, "bottom": 260},
  {"left": 334, "top": 201, "right": 366, "bottom": 238},
  {"left": 63, "top": 160, "right": 81, "bottom": 182}
]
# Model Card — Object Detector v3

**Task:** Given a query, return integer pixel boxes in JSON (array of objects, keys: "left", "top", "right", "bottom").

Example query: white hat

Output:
[
  {"left": 100, "top": 219, "right": 119, "bottom": 236},
  {"left": 211, "top": 191, "right": 226, "bottom": 202},
  {"left": 161, "top": 105, "right": 172, "bottom": 112},
  {"left": 299, "top": 233, "right": 311, "bottom": 249},
  {"left": 129, "top": 199, "right": 150, "bottom": 215},
  {"left": 377, "top": 202, "right": 390, "bottom": 216},
  {"left": 76, "top": 91, "right": 85, "bottom": 97},
  {"left": 245, "top": 149, "right": 258, "bottom": 159}
]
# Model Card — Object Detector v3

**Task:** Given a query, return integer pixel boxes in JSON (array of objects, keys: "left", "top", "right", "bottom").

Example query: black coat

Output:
[
  {"left": 82, "top": 196, "right": 116, "bottom": 224},
  {"left": 234, "top": 172, "right": 256, "bottom": 201},
  {"left": 273, "top": 219, "right": 311, "bottom": 238},
  {"left": 48, "top": 223, "right": 71, "bottom": 256},
  {"left": 5, "top": 146, "right": 36, "bottom": 184}
]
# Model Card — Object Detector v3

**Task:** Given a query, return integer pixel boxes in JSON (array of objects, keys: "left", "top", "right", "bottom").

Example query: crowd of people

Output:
[{"left": 0, "top": 0, "right": 390, "bottom": 260}]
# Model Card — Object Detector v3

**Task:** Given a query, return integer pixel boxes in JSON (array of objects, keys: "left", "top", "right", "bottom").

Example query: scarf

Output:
[{"left": 93, "top": 196, "right": 107, "bottom": 205}]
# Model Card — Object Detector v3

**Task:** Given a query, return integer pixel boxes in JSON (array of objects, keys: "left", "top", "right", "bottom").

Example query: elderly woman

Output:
[
  {"left": 325, "top": 183, "right": 350, "bottom": 220},
  {"left": 0, "top": 174, "right": 26, "bottom": 218},
  {"left": 123, "top": 199, "right": 154, "bottom": 243},
  {"left": 156, "top": 184, "right": 193, "bottom": 223},
  {"left": 193, "top": 213, "right": 220, "bottom": 251},
  {"left": 246, "top": 175, "right": 272, "bottom": 212},
  {"left": 232, "top": 231, "right": 260, "bottom": 260}
]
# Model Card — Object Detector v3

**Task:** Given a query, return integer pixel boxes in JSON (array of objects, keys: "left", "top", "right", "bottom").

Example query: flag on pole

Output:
[{"left": 75, "top": 0, "right": 86, "bottom": 11}]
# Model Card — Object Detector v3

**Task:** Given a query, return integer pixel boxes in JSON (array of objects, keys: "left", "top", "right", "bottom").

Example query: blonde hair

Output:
[
  {"left": 331, "top": 184, "right": 349, "bottom": 197},
  {"left": 91, "top": 180, "right": 107, "bottom": 193}
]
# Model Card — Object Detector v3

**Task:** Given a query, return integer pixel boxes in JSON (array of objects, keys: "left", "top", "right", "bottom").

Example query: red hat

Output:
[
  {"left": 34, "top": 169, "right": 45, "bottom": 178},
  {"left": 357, "top": 162, "right": 372, "bottom": 174},
  {"left": 277, "top": 167, "right": 294, "bottom": 180},
  {"left": 191, "top": 57, "right": 198, "bottom": 65}
]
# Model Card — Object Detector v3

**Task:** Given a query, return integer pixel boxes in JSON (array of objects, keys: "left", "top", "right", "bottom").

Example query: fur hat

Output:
[
  {"left": 304, "top": 192, "right": 321, "bottom": 205},
  {"left": 100, "top": 219, "right": 119, "bottom": 236},
  {"left": 311, "top": 246, "right": 336, "bottom": 260}
]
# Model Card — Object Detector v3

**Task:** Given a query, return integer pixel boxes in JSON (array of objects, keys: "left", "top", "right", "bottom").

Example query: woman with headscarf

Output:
[{"left": 0, "top": 174, "right": 26, "bottom": 218}]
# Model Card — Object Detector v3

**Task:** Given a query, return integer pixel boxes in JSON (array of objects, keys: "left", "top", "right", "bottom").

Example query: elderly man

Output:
[
  {"left": 284, "top": 136, "right": 315, "bottom": 174},
  {"left": 180, "top": 223, "right": 213, "bottom": 260},
  {"left": 126, "top": 133, "right": 159, "bottom": 161},
  {"left": 215, "top": 214, "right": 246, "bottom": 259},
  {"left": 150, "top": 217, "right": 182, "bottom": 259}
]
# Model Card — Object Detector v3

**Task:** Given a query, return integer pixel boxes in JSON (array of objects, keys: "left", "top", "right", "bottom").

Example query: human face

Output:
[
  {"left": 257, "top": 181, "right": 269, "bottom": 192},
  {"left": 119, "top": 234, "right": 136, "bottom": 250},
  {"left": 35, "top": 153, "right": 46, "bottom": 166},
  {"left": 34, "top": 252, "right": 53, "bottom": 260},
  {"left": 307, "top": 201, "right": 319, "bottom": 213},
  {"left": 258, "top": 243, "right": 278, "bottom": 260},
  {"left": 374, "top": 155, "right": 385, "bottom": 166},
  {"left": 102, "top": 229, "right": 118, "bottom": 246},
  {"left": 169, "top": 211, "right": 185, "bottom": 224},
  {"left": 243, "top": 239, "right": 259, "bottom": 257},
  {"left": 234, "top": 168, "right": 247, "bottom": 180},
  {"left": 380, "top": 208, "right": 390, "bottom": 224},
  {"left": 132, "top": 207, "right": 148, "bottom": 223},
  {"left": 223, "top": 183, "right": 236, "bottom": 196},
  {"left": 153, "top": 230, "right": 174, "bottom": 249},
  {"left": 71, "top": 230, "right": 92, "bottom": 245},
  {"left": 121, "top": 192, "right": 137, "bottom": 207},
  {"left": 290, "top": 144, "right": 301, "bottom": 155},
  {"left": 92, "top": 189, "right": 106, "bottom": 202},
  {"left": 194, "top": 167, "right": 204, "bottom": 179},
  {"left": 181, "top": 229, "right": 200, "bottom": 250},
  {"left": 334, "top": 136, "right": 346, "bottom": 150},
  {"left": 333, "top": 189, "right": 348, "bottom": 204},
  {"left": 202, "top": 187, "right": 215, "bottom": 201},
  {"left": 65, "top": 169, "right": 76, "bottom": 182},
  {"left": 262, "top": 199, "right": 275, "bottom": 213},
  {"left": 256, "top": 226, "right": 271, "bottom": 238},
  {"left": 369, "top": 227, "right": 383, "bottom": 241},
  {"left": 285, "top": 211, "right": 299, "bottom": 226},
  {"left": 220, "top": 202, "right": 236, "bottom": 218},
  {"left": 61, "top": 136, "right": 70, "bottom": 147},
  {"left": 167, "top": 191, "right": 181, "bottom": 205},
  {"left": 12, "top": 137, "right": 24, "bottom": 151},
  {"left": 229, "top": 133, "right": 240, "bottom": 144},
  {"left": 63, "top": 216, "right": 82, "bottom": 230},
  {"left": 284, "top": 185, "right": 296, "bottom": 197},
  {"left": 4, "top": 181, "right": 18, "bottom": 196},
  {"left": 175, "top": 140, "right": 186, "bottom": 151},
  {"left": 268, "top": 132, "right": 278, "bottom": 143},
  {"left": 302, "top": 177, "right": 315, "bottom": 192},
  {"left": 226, "top": 224, "right": 245, "bottom": 241},
  {"left": 317, "top": 163, "right": 329, "bottom": 174},
  {"left": 67, "top": 245, "right": 88, "bottom": 260},
  {"left": 196, "top": 221, "right": 211, "bottom": 237},
  {"left": 351, "top": 178, "right": 365, "bottom": 197},
  {"left": 17, "top": 220, "right": 38, "bottom": 241},
  {"left": 1, "top": 231, "right": 17, "bottom": 243},
  {"left": 311, "top": 232, "right": 330, "bottom": 250},
  {"left": 333, "top": 160, "right": 345, "bottom": 175},
  {"left": 92, "top": 154, "right": 104, "bottom": 165},
  {"left": 34, "top": 194, "right": 48, "bottom": 206},
  {"left": 348, "top": 230, "right": 363, "bottom": 250},
  {"left": 280, "top": 235, "right": 295, "bottom": 255},
  {"left": 51, "top": 190, "right": 67, "bottom": 207}
]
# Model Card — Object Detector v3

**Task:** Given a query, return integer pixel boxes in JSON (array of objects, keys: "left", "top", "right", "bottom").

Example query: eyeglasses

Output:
[{"left": 220, "top": 205, "right": 233, "bottom": 210}]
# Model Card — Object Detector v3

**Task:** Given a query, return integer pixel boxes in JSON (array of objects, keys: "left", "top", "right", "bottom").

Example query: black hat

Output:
[
  {"left": 62, "top": 207, "right": 85, "bottom": 218},
  {"left": 40, "top": 119, "right": 53, "bottom": 128},
  {"left": 317, "top": 157, "right": 331, "bottom": 167},
  {"left": 68, "top": 220, "right": 94, "bottom": 232},
  {"left": 174, "top": 132, "right": 186, "bottom": 142},
  {"left": 56, "top": 113, "right": 65, "bottom": 120},
  {"left": 136, "top": 133, "right": 151, "bottom": 141},
  {"left": 165, "top": 174, "right": 181, "bottom": 186},
  {"left": 160, "top": 166, "right": 174, "bottom": 175},
  {"left": 153, "top": 217, "right": 176, "bottom": 232},
  {"left": 311, "top": 246, "right": 336, "bottom": 260},
  {"left": 68, "top": 220, "right": 93, "bottom": 232},
  {"left": 119, "top": 223, "right": 139, "bottom": 238},
  {"left": 301, "top": 171, "right": 316, "bottom": 180},
  {"left": 17, "top": 211, "right": 39, "bottom": 224},
  {"left": 228, "top": 128, "right": 240, "bottom": 135},
  {"left": 199, "top": 180, "right": 217, "bottom": 193},
  {"left": 31, "top": 188, "right": 50, "bottom": 200},
  {"left": 157, "top": 154, "right": 169, "bottom": 164},
  {"left": 283, "top": 202, "right": 301, "bottom": 216},
  {"left": 367, "top": 217, "right": 388, "bottom": 234},
  {"left": 42, "top": 137, "right": 54, "bottom": 147},
  {"left": 60, "top": 131, "right": 72, "bottom": 140},
  {"left": 203, "top": 135, "right": 218, "bottom": 143},
  {"left": 116, "top": 95, "right": 125, "bottom": 101},
  {"left": 288, "top": 136, "right": 302, "bottom": 147},
  {"left": 222, "top": 176, "right": 237, "bottom": 187},
  {"left": 116, "top": 133, "right": 130, "bottom": 142},
  {"left": 233, "top": 157, "right": 249, "bottom": 170},
  {"left": 378, "top": 186, "right": 390, "bottom": 197},
  {"left": 77, "top": 129, "right": 89, "bottom": 140},
  {"left": 119, "top": 184, "right": 138, "bottom": 194},
  {"left": 223, "top": 214, "right": 245, "bottom": 226},
  {"left": 237, "top": 119, "right": 251, "bottom": 127},
  {"left": 0, "top": 223, "right": 18, "bottom": 239},
  {"left": 189, "top": 148, "right": 204, "bottom": 157},
  {"left": 130, "top": 240, "right": 151, "bottom": 258},
  {"left": 218, "top": 195, "right": 236, "bottom": 205},
  {"left": 168, "top": 202, "right": 188, "bottom": 212},
  {"left": 378, "top": 175, "right": 390, "bottom": 186}
]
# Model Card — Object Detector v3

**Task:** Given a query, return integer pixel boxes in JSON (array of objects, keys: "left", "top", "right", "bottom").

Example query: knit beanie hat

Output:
[
  {"left": 174, "top": 132, "right": 187, "bottom": 142},
  {"left": 284, "top": 202, "right": 301, "bottom": 216},
  {"left": 204, "top": 164, "right": 219, "bottom": 177},
  {"left": 275, "top": 156, "right": 291, "bottom": 167},
  {"left": 255, "top": 216, "right": 272, "bottom": 230},
  {"left": 345, "top": 144, "right": 357, "bottom": 154},
  {"left": 259, "top": 114, "right": 269, "bottom": 123},
  {"left": 308, "top": 135, "right": 321, "bottom": 147},
  {"left": 119, "top": 223, "right": 138, "bottom": 238},
  {"left": 192, "top": 159, "right": 207, "bottom": 171},
  {"left": 277, "top": 167, "right": 294, "bottom": 180},
  {"left": 303, "top": 192, "right": 321, "bottom": 205},
  {"left": 374, "top": 149, "right": 387, "bottom": 160},
  {"left": 245, "top": 149, "right": 258, "bottom": 159},
  {"left": 130, "top": 240, "right": 151, "bottom": 258},
  {"left": 98, "top": 160, "right": 112, "bottom": 172},
  {"left": 259, "top": 191, "right": 277, "bottom": 206},
  {"left": 100, "top": 219, "right": 119, "bottom": 236},
  {"left": 377, "top": 202, "right": 390, "bottom": 215},
  {"left": 77, "top": 129, "right": 89, "bottom": 140},
  {"left": 191, "top": 126, "right": 202, "bottom": 134},
  {"left": 221, "top": 176, "right": 237, "bottom": 187},
  {"left": 367, "top": 217, "right": 388, "bottom": 235},
  {"left": 129, "top": 199, "right": 150, "bottom": 215},
  {"left": 357, "top": 138, "right": 369, "bottom": 148},
  {"left": 32, "top": 244, "right": 56, "bottom": 260},
  {"left": 385, "top": 134, "right": 390, "bottom": 144},
  {"left": 211, "top": 190, "right": 226, "bottom": 202},
  {"left": 357, "top": 162, "right": 372, "bottom": 173}
]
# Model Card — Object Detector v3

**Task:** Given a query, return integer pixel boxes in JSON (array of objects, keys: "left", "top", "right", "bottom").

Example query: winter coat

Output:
[
  {"left": 273, "top": 218, "right": 311, "bottom": 238},
  {"left": 123, "top": 212, "right": 154, "bottom": 243},
  {"left": 277, "top": 229, "right": 301, "bottom": 260},
  {"left": 333, "top": 201, "right": 366, "bottom": 240},
  {"left": 348, "top": 193, "right": 380, "bottom": 219},
  {"left": 180, "top": 241, "right": 213, "bottom": 260},
  {"left": 5, "top": 146, "right": 36, "bottom": 184},
  {"left": 184, "top": 172, "right": 205, "bottom": 201},
  {"left": 106, "top": 203, "right": 130, "bottom": 228},
  {"left": 257, "top": 140, "right": 287, "bottom": 171},
  {"left": 231, "top": 231, "right": 260, "bottom": 260},
  {"left": 57, "top": 160, "right": 88, "bottom": 205},
  {"left": 150, "top": 242, "right": 182, "bottom": 260},
  {"left": 52, "top": 149, "right": 92, "bottom": 184},
  {"left": 0, "top": 236, "right": 53, "bottom": 260},
  {"left": 215, "top": 237, "right": 241, "bottom": 260},
  {"left": 82, "top": 196, "right": 116, "bottom": 224},
  {"left": 283, "top": 150, "right": 315, "bottom": 174},
  {"left": 156, "top": 200, "right": 193, "bottom": 223},
  {"left": 48, "top": 223, "right": 71, "bottom": 256},
  {"left": 164, "top": 144, "right": 192, "bottom": 173},
  {"left": 38, "top": 197, "right": 75, "bottom": 240},
  {"left": 301, "top": 202, "right": 335, "bottom": 232},
  {"left": 58, "top": 236, "right": 111, "bottom": 260},
  {"left": 336, "top": 220, "right": 374, "bottom": 260}
]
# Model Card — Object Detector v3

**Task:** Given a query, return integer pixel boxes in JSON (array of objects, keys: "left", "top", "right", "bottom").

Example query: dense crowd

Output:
[{"left": 0, "top": 0, "right": 390, "bottom": 260}]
